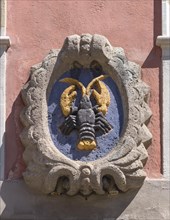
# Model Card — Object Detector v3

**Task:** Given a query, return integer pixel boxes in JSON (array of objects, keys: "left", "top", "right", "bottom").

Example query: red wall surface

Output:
[{"left": 6, "top": 0, "right": 162, "bottom": 179}]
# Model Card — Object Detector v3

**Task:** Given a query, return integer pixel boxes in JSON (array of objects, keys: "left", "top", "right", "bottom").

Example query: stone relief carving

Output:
[
  {"left": 20, "top": 34, "right": 152, "bottom": 196},
  {"left": 59, "top": 75, "right": 112, "bottom": 150}
]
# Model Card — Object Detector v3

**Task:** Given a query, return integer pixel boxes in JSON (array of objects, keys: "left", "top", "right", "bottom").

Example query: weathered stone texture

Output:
[{"left": 20, "top": 34, "right": 152, "bottom": 196}]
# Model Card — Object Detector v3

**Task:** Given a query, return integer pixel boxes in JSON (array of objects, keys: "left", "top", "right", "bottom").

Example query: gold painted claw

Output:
[
  {"left": 60, "top": 78, "right": 87, "bottom": 117},
  {"left": 60, "top": 85, "right": 77, "bottom": 117},
  {"left": 92, "top": 80, "right": 110, "bottom": 115}
]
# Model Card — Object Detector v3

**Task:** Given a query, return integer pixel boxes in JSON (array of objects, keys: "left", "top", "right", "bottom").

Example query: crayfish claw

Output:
[
  {"left": 92, "top": 80, "right": 110, "bottom": 115},
  {"left": 60, "top": 85, "right": 77, "bottom": 117}
]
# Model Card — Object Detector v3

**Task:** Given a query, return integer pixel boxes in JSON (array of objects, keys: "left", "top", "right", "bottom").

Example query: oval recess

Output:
[{"left": 48, "top": 68, "right": 124, "bottom": 161}]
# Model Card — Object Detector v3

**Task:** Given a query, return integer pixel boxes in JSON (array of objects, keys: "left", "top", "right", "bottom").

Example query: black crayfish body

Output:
[{"left": 59, "top": 75, "right": 112, "bottom": 151}]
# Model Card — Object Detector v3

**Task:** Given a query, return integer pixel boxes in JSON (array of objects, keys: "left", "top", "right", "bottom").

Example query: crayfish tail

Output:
[{"left": 77, "top": 140, "right": 96, "bottom": 151}]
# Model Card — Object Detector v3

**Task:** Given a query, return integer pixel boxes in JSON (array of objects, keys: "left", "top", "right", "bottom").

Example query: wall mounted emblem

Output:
[
  {"left": 59, "top": 75, "right": 112, "bottom": 151},
  {"left": 20, "top": 34, "right": 152, "bottom": 196}
]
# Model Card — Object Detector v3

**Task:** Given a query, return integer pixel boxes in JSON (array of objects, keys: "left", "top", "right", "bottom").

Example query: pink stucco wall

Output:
[{"left": 6, "top": 0, "right": 162, "bottom": 179}]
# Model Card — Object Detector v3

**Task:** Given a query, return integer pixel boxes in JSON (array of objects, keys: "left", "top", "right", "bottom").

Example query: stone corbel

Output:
[
  {"left": 156, "top": 36, "right": 170, "bottom": 58},
  {"left": 0, "top": 36, "right": 10, "bottom": 51}
]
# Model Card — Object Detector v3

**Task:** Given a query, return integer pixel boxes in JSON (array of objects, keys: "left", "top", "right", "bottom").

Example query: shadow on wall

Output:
[
  {"left": 142, "top": 0, "right": 162, "bottom": 69},
  {"left": 5, "top": 93, "right": 26, "bottom": 180},
  {"left": 141, "top": 0, "right": 162, "bottom": 176},
  {"left": 0, "top": 180, "right": 140, "bottom": 220}
]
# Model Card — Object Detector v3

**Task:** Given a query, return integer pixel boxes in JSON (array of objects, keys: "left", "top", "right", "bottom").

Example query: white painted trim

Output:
[
  {"left": 162, "top": 0, "right": 170, "bottom": 36},
  {"left": 156, "top": 0, "right": 170, "bottom": 180},
  {"left": 0, "top": 0, "right": 7, "bottom": 36},
  {"left": 0, "top": 0, "right": 10, "bottom": 180},
  {"left": 0, "top": 45, "right": 6, "bottom": 180}
]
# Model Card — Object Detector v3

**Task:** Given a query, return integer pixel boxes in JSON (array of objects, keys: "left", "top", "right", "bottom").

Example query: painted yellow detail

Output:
[
  {"left": 77, "top": 140, "right": 96, "bottom": 150},
  {"left": 60, "top": 85, "right": 77, "bottom": 117},
  {"left": 60, "top": 78, "right": 86, "bottom": 96},
  {"left": 60, "top": 75, "right": 111, "bottom": 151},
  {"left": 92, "top": 80, "right": 110, "bottom": 115},
  {"left": 60, "top": 78, "right": 86, "bottom": 117},
  {"left": 86, "top": 75, "right": 107, "bottom": 95},
  {"left": 60, "top": 75, "right": 110, "bottom": 117}
]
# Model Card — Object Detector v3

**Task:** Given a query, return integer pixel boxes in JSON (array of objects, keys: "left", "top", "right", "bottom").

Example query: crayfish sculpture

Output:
[{"left": 59, "top": 75, "right": 112, "bottom": 151}]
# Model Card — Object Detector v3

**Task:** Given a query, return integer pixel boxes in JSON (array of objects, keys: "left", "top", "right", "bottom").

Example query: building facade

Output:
[{"left": 0, "top": 0, "right": 170, "bottom": 219}]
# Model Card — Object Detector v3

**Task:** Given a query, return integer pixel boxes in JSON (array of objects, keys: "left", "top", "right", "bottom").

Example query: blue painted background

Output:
[{"left": 48, "top": 68, "right": 123, "bottom": 161}]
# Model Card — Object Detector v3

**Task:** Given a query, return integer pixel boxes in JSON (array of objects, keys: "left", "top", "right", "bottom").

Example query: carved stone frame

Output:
[{"left": 20, "top": 34, "right": 152, "bottom": 196}]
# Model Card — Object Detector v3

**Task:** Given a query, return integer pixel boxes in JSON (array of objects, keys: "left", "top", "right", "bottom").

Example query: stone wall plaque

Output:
[{"left": 20, "top": 34, "right": 152, "bottom": 196}]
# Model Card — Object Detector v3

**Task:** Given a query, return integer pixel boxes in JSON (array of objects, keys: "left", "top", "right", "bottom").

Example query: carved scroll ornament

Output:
[{"left": 20, "top": 34, "right": 152, "bottom": 196}]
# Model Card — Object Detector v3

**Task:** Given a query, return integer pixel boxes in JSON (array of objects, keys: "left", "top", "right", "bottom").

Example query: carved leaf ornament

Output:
[{"left": 20, "top": 34, "right": 152, "bottom": 196}]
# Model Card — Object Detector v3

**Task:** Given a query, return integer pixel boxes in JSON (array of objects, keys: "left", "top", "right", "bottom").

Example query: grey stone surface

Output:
[
  {"left": 156, "top": 35, "right": 170, "bottom": 179},
  {"left": 0, "top": 39, "right": 10, "bottom": 179},
  {"left": 0, "top": 179, "right": 169, "bottom": 220},
  {"left": 20, "top": 34, "right": 152, "bottom": 196}
]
